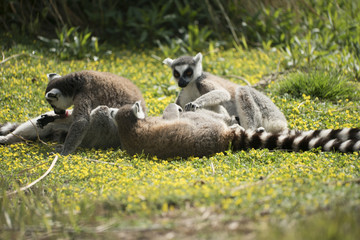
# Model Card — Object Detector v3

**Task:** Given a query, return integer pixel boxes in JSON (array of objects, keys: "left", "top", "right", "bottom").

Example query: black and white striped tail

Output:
[
  {"left": 234, "top": 128, "right": 360, "bottom": 153},
  {"left": 287, "top": 128, "right": 360, "bottom": 141}
]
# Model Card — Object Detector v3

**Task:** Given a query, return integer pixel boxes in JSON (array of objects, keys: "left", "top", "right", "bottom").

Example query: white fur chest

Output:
[{"left": 176, "top": 82, "right": 201, "bottom": 107}]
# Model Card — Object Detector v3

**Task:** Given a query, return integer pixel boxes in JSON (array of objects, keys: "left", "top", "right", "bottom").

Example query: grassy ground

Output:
[{"left": 0, "top": 39, "right": 360, "bottom": 239}]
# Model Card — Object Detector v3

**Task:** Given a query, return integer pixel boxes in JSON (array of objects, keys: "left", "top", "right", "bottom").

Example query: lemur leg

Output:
[
  {"left": 235, "top": 87, "right": 262, "bottom": 131},
  {"left": 59, "top": 116, "right": 89, "bottom": 155},
  {"left": 185, "top": 89, "right": 231, "bottom": 111}
]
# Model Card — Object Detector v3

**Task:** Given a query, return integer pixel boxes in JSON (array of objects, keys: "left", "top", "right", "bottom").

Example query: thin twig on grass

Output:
[
  {"left": 0, "top": 161, "right": 48, "bottom": 178},
  {"left": 214, "top": 0, "right": 240, "bottom": 46},
  {"left": 9, "top": 132, "right": 32, "bottom": 144},
  {"left": 7, "top": 119, "right": 48, "bottom": 145},
  {"left": 0, "top": 52, "right": 39, "bottom": 65},
  {"left": 6, "top": 155, "right": 59, "bottom": 196},
  {"left": 224, "top": 75, "right": 251, "bottom": 86},
  {"left": 210, "top": 161, "right": 215, "bottom": 175},
  {"left": 29, "top": 119, "right": 48, "bottom": 145},
  {"left": 83, "top": 157, "right": 121, "bottom": 168}
]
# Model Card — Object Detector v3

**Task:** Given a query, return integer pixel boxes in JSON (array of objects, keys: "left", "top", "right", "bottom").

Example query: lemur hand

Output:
[
  {"left": 37, "top": 114, "right": 57, "bottom": 128},
  {"left": 184, "top": 102, "right": 200, "bottom": 112}
]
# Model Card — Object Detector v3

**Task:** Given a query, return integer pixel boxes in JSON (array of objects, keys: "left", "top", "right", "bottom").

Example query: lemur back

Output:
[
  {"left": 114, "top": 103, "right": 235, "bottom": 158},
  {"left": 112, "top": 102, "right": 360, "bottom": 159},
  {"left": 44, "top": 70, "right": 145, "bottom": 155},
  {"left": 163, "top": 53, "right": 288, "bottom": 133}
]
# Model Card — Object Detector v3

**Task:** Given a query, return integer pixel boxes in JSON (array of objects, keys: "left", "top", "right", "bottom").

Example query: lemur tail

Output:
[
  {"left": 286, "top": 128, "right": 360, "bottom": 141},
  {"left": 233, "top": 128, "right": 360, "bottom": 153}
]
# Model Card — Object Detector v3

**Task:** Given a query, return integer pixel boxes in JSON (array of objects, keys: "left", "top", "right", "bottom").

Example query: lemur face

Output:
[
  {"left": 45, "top": 88, "right": 73, "bottom": 115},
  {"left": 173, "top": 65, "right": 194, "bottom": 88},
  {"left": 163, "top": 52, "right": 203, "bottom": 88}
]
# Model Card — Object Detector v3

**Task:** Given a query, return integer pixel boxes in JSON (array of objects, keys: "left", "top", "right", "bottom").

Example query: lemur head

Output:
[
  {"left": 162, "top": 103, "right": 183, "bottom": 120},
  {"left": 163, "top": 52, "right": 203, "bottom": 88},
  {"left": 45, "top": 73, "right": 73, "bottom": 115},
  {"left": 131, "top": 101, "right": 146, "bottom": 120},
  {"left": 113, "top": 100, "right": 145, "bottom": 125}
]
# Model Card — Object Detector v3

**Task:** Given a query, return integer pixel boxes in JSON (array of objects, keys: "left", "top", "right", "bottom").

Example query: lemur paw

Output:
[
  {"left": 256, "top": 127, "right": 265, "bottom": 133},
  {"left": 37, "top": 114, "right": 56, "bottom": 128},
  {"left": 184, "top": 102, "right": 200, "bottom": 112}
]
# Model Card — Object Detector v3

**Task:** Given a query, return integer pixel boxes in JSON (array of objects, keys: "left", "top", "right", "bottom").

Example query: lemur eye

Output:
[
  {"left": 185, "top": 69, "right": 193, "bottom": 76},
  {"left": 173, "top": 70, "right": 180, "bottom": 78}
]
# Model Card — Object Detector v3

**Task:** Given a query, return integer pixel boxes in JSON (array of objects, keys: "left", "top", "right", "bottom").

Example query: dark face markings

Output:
[
  {"left": 173, "top": 70, "right": 180, "bottom": 78},
  {"left": 184, "top": 68, "right": 193, "bottom": 77}
]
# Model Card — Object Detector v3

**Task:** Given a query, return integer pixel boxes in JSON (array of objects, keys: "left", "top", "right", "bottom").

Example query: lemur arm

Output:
[
  {"left": 185, "top": 89, "right": 231, "bottom": 111},
  {"left": 59, "top": 97, "right": 91, "bottom": 155},
  {"left": 183, "top": 79, "right": 231, "bottom": 111},
  {"left": 37, "top": 110, "right": 71, "bottom": 128}
]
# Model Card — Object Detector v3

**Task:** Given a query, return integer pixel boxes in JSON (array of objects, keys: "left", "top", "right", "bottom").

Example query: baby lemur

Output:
[
  {"left": 163, "top": 53, "right": 287, "bottom": 133},
  {"left": 44, "top": 70, "right": 145, "bottom": 155},
  {"left": 112, "top": 101, "right": 360, "bottom": 159}
]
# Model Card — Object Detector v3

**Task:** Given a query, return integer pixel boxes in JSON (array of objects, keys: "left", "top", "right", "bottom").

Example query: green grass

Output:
[
  {"left": 273, "top": 70, "right": 360, "bottom": 101},
  {"left": 0, "top": 38, "right": 360, "bottom": 239}
]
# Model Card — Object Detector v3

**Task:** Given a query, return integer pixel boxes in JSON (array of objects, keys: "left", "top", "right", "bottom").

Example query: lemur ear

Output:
[
  {"left": 47, "top": 73, "right": 61, "bottom": 81},
  {"left": 193, "top": 52, "right": 203, "bottom": 63},
  {"left": 132, "top": 101, "right": 145, "bottom": 120},
  {"left": 45, "top": 88, "right": 62, "bottom": 100},
  {"left": 162, "top": 58, "right": 174, "bottom": 67}
]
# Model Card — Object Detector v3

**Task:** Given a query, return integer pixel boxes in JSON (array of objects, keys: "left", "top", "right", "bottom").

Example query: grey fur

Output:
[
  {"left": 0, "top": 107, "right": 121, "bottom": 149},
  {"left": 114, "top": 102, "right": 360, "bottom": 159},
  {"left": 163, "top": 52, "right": 288, "bottom": 133},
  {"left": 2, "top": 103, "right": 359, "bottom": 157},
  {"left": 44, "top": 70, "right": 145, "bottom": 155}
]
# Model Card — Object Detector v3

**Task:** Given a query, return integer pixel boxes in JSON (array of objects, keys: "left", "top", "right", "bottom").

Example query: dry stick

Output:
[
  {"left": 7, "top": 119, "right": 48, "bottom": 145},
  {"left": 29, "top": 119, "right": 48, "bottom": 145},
  {"left": 6, "top": 155, "right": 59, "bottom": 196},
  {"left": 0, "top": 53, "right": 38, "bottom": 65},
  {"left": 49, "top": 0, "right": 65, "bottom": 26},
  {"left": 9, "top": 132, "right": 32, "bottom": 144},
  {"left": 210, "top": 161, "right": 215, "bottom": 175},
  {"left": 215, "top": 0, "right": 240, "bottom": 46},
  {"left": 12, "top": 162, "right": 48, "bottom": 177},
  {"left": 84, "top": 157, "right": 117, "bottom": 165},
  {"left": 224, "top": 74, "right": 251, "bottom": 86}
]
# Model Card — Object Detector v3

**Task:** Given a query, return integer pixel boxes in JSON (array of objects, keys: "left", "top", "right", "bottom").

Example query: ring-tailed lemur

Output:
[
  {"left": 43, "top": 70, "right": 145, "bottom": 155},
  {"left": 163, "top": 53, "right": 287, "bottom": 133},
  {"left": 112, "top": 102, "right": 360, "bottom": 159},
  {"left": 2, "top": 103, "right": 359, "bottom": 157},
  {"left": 0, "top": 106, "right": 121, "bottom": 149}
]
